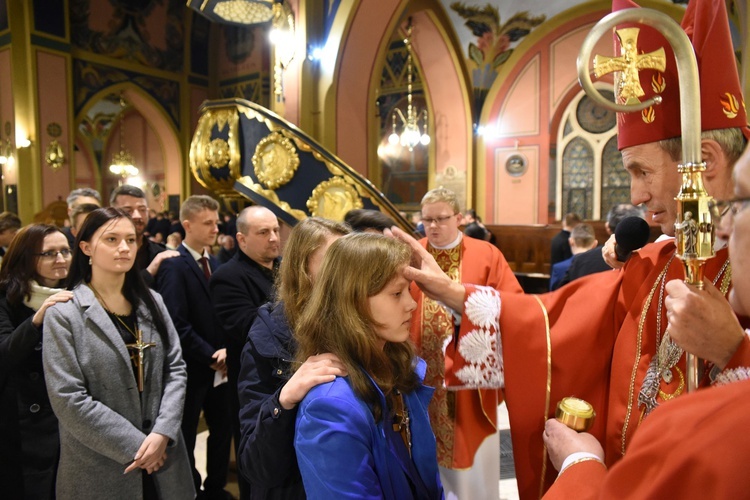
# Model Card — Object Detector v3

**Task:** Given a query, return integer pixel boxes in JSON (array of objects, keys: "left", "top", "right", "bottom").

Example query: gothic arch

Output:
[{"left": 74, "top": 83, "right": 182, "bottom": 202}]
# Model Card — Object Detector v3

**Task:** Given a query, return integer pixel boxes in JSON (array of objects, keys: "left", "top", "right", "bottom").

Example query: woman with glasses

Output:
[
  {"left": 0, "top": 224, "right": 74, "bottom": 499},
  {"left": 43, "top": 208, "right": 193, "bottom": 499}
]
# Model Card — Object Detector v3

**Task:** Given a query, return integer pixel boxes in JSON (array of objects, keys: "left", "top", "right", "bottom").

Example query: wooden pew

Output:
[{"left": 484, "top": 222, "right": 662, "bottom": 293}]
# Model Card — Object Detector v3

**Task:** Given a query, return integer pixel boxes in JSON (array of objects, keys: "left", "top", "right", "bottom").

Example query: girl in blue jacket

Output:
[{"left": 294, "top": 233, "right": 443, "bottom": 499}]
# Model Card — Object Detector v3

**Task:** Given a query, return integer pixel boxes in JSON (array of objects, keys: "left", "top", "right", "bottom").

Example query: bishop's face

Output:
[{"left": 621, "top": 142, "right": 681, "bottom": 236}]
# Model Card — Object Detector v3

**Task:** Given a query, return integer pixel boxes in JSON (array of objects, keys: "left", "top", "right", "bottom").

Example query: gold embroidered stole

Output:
[
  {"left": 421, "top": 243, "right": 461, "bottom": 467},
  {"left": 622, "top": 252, "right": 731, "bottom": 456}
]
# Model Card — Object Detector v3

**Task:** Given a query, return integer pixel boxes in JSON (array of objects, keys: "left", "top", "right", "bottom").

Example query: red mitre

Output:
[{"left": 611, "top": 0, "right": 749, "bottom": 150}]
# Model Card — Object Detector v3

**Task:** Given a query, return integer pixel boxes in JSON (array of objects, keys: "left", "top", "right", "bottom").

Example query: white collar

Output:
[
  {"left": 430, "top": 232, "right": 463, "bottom": 250},
  {"left": 182, "top": 242, "right": 210, "bottom": 261}
]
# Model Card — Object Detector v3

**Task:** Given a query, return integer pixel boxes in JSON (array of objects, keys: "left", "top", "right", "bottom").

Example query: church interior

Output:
[
  {"left": 2, "top": 1, "right": 750, "bottom": 498},
  {"left": 4, "top": 0, "right": 746, "bottom": 278}
]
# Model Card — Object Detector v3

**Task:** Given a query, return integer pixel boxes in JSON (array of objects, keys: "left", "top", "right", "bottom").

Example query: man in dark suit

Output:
[
  {"left": 110, "top": 185, "right": 178, "bottom": 287},
  {"left": 560, "top": 203, "right": 645, "bottom": 287},
  {"left": 550, "top": 213, "right": 581, "bottom": 266},
  {"left": 210, "top": 206, "right": 281, "bottom": 500},
  {"left": 157, "top": 195, "right": 232, "bottom": 500}
]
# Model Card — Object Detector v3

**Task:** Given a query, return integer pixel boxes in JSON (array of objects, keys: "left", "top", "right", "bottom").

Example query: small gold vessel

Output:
[{"left": 556, "top": 397, "right": 596, "bottom": 432}]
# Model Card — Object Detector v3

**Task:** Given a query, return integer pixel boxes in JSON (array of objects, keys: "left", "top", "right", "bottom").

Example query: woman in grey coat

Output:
[{"left": 43, "top": 207, "right": 194, "bottom": 500}]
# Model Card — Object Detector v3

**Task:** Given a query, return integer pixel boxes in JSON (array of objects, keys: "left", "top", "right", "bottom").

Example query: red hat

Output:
[{"left": 607, "top": 0, "right": 749, "bottom": 150}]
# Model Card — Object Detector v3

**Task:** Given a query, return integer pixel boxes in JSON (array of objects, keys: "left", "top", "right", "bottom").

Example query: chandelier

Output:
[
  {"left": 109, "top": 95, "right": 139, "bottom": 180},
  {"left": 388, "top": 21, "right": 430, "bottom": 152},
  {"left": 187, "top": 0, "right": 276, "bottom": 25}
]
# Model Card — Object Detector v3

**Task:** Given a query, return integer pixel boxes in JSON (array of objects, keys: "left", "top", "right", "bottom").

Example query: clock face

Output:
[{"left": 505, "top": 154, "right": 528, "bottom": 177}]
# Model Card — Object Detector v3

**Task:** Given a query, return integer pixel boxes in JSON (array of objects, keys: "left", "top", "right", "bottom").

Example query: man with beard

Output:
[{"left": 110, "top": 185, "right": 178, "bottom": 287}]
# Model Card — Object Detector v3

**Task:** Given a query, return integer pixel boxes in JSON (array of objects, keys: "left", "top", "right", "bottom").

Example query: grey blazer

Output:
[{"left": 43, "top": 284, "right": 195, "bottom": 500}]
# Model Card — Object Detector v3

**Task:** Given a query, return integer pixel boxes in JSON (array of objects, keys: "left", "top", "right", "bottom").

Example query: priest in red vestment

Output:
[
  {"left": 409, "top": 187, "right": 522, "bottom": 499},
  {"left": 394, "top": 0, "right": 750, "bottom": 498},
  {"left": 541, "top": 137, "right": 750, "bottom": 500}
]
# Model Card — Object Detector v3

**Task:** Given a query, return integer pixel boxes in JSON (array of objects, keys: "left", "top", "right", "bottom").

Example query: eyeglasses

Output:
[
  {"left": 422, "top": 214, "right": 456, "bottom": 226},
  {"left": 708, "top": 197, "right": 750, "bottom": 226},
  {"left": 35, "top": 249, "right": 72, "bottom": 260}
]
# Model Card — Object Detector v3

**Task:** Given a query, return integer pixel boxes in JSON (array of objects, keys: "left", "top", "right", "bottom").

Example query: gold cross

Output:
[
  {"left": 126, "top": 330, "right": 156, "bottom": 392},
  {"left": 593, "top": 27, "right": 667, "bottom": 105}
]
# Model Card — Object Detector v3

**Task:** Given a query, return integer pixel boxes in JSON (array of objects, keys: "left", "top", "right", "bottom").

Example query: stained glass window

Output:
[{"left": 555, "top": 88, "right": 625, "bottom": 221}]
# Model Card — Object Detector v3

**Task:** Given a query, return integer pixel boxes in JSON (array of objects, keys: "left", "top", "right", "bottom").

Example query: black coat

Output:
[
  {"left": 559, "top": 245, "right": 612, "bottom": 287},
  {"left": 209, "top": 252, "right": 278, "bottom": 370},
  {"left": 237, "top": 303, "right": 304, "bottom": 500},
  {"left": 0, "top": 296, "right": 59, "bottom": 499},
  {"left": 137, "top": 239, "right": 169, "bottom": 288},
  {"left": 550, "top": 229, "right": 572, "bottom": 266}
]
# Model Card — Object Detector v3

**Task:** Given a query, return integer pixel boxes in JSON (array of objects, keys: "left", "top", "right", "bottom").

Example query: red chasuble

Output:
[
  {"left": 544, "top": 379, "right": 750, "bottom": 499},
  {"left": 454, "top": 240, "right": 748, "bottom": 499},
  {"left": 409, "top": 235, "right": 522, "bottom": 469}
]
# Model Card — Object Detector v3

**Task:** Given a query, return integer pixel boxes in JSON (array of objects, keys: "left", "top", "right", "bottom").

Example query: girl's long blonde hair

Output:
[
  {"left": 294, "top": 233, "right": 418, "bottom": 421},
  {"left": 276, "top": 217, "right": 350, "bottom": 329}
]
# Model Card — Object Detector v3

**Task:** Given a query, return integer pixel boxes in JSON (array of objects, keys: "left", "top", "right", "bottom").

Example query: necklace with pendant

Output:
[{"left": 637, "top": 254, "right": 731, "bottom": 418}]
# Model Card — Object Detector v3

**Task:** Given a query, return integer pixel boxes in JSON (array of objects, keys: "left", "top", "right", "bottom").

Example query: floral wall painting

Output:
[{"left": 450, "top": 2, "right": 545, "bottom": 123}]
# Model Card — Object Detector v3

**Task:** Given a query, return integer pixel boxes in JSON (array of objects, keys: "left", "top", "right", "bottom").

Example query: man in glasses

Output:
[
  {"left": 409, "top": 187, "right": 522, "bottom": 499},
  {"left": 397, "top": 0, "right": 750, "bottom": 497}
]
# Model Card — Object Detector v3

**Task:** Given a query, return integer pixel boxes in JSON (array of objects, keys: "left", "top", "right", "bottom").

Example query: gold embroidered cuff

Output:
[{"left": 556, "top": 397, "right": 596, "bottom": 432}]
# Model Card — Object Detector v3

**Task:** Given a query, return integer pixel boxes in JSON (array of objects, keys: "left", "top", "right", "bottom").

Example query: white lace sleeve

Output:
[{"left": 453, "top": 286, "right": 504, "bottom": 388}]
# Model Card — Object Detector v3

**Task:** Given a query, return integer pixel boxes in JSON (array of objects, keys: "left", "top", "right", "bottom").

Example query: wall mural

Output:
[
  {"left": 70, "top": 0, "right": 185, "bottom": 72},
  {"left": 445, "top": 0, "right": 700, "bottom": 125},
  {"left": 449, "top": 2, "right": 545, "bottom": 123},
  {"left": 73, "top": 60, "right": 181, "bottom": 127}
]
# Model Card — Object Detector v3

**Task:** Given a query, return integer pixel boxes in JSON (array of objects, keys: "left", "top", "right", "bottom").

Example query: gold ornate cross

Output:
[
  {"left": 593, "top": 27, "right": 667, "bottom": 105},
  {"left": 126, "top": 330, "right": 156, "bottom": 392}
]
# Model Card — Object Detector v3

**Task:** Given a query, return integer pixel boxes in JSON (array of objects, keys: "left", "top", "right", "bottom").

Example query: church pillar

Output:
[{"left": 6, "top": 0, "right": 73, "bottom": 222}]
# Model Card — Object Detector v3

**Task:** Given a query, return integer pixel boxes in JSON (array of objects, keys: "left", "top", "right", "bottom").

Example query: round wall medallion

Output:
[
  {"left": 205, "top": 138, "right": 230, "bottom": 169},
  {"left": 505, "top": 153, "right": 528, "bottom": 177},
  {"left": 252, "top": 131, "right": 300, "bottom": 189},
  {"left": 307, "top": 177, "right": 363, "bottom": 221}
]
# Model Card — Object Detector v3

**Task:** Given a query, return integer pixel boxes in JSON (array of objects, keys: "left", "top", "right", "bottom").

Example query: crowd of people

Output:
[{"left": 2, "top": 0, "right": 750, "bottom": 498}]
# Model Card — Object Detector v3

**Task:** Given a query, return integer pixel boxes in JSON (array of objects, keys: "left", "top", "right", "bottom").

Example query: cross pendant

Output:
[{"left": 126, "top": 330, "right": 156, "bottom": 392}]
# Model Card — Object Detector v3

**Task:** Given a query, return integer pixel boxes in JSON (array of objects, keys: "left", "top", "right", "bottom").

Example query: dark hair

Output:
[
  {"left": 463, "top": 222, "right": 487, "bottom": 240},
  {"left": 0, "top": 224, "right": 66, "bottom": 305},
  {"left": 109, "top": 184, "right": 146, "bottom": 205},
  {"left": 343, "top": 209, "right": 396, "bottom": 233},
  {"left": 68, "top": 207, "right": 170, "bottom": 347},
  {"left": 0, "top": 211, "right": 22, "bottom": 233}
]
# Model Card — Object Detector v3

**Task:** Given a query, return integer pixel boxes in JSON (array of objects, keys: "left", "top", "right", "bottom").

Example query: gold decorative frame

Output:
[
  {"left": 190, "top": 107, "right": 242, "bottom": 198},
  {"left": 206, "top": 138, "right": 231, "bottom": 169},
  {"left": 252, "top": 131, "right": 300, "bottom": 189},
  {"left": 307, "top": 177, "right": 363, "bottom": 221},
  {"left": 236, "top": 176, "right": 307, "bottom": 221}
]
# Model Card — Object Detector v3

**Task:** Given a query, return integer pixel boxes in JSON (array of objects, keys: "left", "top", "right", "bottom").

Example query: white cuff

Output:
[{"left": 559, "top": 452, "right": 603, "bottom": 476}]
